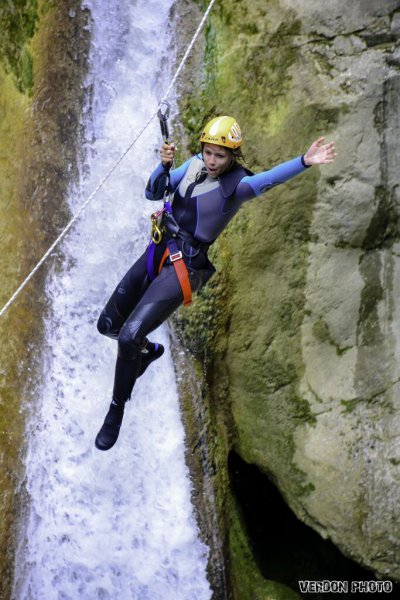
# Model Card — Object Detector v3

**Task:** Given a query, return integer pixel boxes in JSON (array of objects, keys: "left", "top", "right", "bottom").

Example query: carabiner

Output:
[{"left": 151, "top": 208, "right": 165, "bottom": 244}]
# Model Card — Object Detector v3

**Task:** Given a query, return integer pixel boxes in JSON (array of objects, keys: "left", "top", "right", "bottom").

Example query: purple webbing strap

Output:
[{"left": 146, "top": 241, "right": 157, "bottom": 281}]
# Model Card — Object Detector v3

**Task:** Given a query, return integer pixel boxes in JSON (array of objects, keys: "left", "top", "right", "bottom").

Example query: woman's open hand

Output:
[{"left": 303, "top": 137, "right": 336, "bottom": 166}]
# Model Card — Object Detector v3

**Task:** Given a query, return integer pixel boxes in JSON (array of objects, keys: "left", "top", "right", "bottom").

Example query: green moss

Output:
[
  {"left": 312, "top": 318, "right": 331, "bottom": 344},
  {"left": 0, "top": 0, "right": 38, "bottom": 94},
  {"left": 291, "top": 392, "right": 317, "bottom": 427},
  {"left": 173, "top": 244, "right": 232, "bottom": 362},
  {"left": 0, "top": 64, "right": 29, "bottom": 305},
  {"left": 20, "top": 44, "right": 34, "bottom": 91},
  {"left": 0, "top": 62, "right": 31, "bottom": 599},
  {"left": 312, "top": 317, "right": 352, "bottom": 356},
  {"left": 341, "top": 398, "right": 363, "bottom": 413}
]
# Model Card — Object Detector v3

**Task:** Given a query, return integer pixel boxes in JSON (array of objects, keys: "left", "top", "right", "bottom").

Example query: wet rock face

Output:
[{"left": 177, "top": 0, "right": 400, "bottom": 587}]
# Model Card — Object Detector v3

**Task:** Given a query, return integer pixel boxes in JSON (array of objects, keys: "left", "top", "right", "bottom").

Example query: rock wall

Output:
[
  {"left": 0, "top": 1, "right": 89, "bottom": 596},
  {"left": 174, "top": 0, "right": 400, "bottom": 595},
  {"left": 288, "top": 0, "right": 400, "bottom": 580}
]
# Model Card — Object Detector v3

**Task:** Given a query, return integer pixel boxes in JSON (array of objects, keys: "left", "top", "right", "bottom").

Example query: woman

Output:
[{"left": 95, "top": 115, "right": 336, "bottom": 450}]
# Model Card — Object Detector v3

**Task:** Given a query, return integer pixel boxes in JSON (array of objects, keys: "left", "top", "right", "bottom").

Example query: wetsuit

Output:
[{"left": 95, "top": 153, "right": 309, "bottom": 449}]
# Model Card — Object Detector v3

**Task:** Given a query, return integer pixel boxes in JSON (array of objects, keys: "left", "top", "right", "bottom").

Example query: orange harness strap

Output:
[
  {"left": 158, "top": 243, "right": 192, "bottom": 306},
  {"left": 158, "top": 247, "right": 169, "bottom": 273}
]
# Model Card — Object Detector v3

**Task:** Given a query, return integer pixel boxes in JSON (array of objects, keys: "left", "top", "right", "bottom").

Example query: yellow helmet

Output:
[{"left": 200, "top": 116, "right": 242, "bottom": 149}]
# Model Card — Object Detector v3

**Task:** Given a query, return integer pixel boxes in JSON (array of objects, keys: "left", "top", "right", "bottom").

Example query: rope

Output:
[
  {"left": 0, "top": 0, "right": 216, "bottom": 319},
  {"left": 162, "top": 0, "right": 216, "bottom": 102}
]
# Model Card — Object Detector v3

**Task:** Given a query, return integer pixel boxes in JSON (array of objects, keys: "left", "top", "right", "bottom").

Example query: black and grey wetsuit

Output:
[{"left": 97, "top": 153, "right": 309, "bottom": 402}]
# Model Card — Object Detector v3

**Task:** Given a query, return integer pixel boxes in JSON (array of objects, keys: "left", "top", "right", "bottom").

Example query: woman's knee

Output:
[
  {"left": 118, "top": 320, "right": 143, "bottom": 360},
  {"left": 97, "top": 310, "right": 119, "bottom": 339}
]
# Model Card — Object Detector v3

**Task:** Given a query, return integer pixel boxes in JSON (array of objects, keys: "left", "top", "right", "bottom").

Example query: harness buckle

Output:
[{"left": 169, "top": 251, "right": 183, "bottom": 263}]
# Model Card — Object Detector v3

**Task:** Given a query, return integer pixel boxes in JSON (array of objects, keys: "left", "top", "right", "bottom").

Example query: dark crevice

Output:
[
  {"left": 360, "top": 32, "right": 398, "bottom": 48},
  {"left": 228, "top": 451, "right": 400, "bottom": 599}
]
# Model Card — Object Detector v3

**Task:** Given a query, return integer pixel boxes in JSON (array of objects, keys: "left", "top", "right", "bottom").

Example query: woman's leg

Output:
[
  {"left": 97, "top": 247, "right": 165, "bottom": 375},
  {"left": 96, "top": 249, "right": 150, "bottom": 340},
  {"left": 95, "top": 264, "right": 185, "bottom": 450}
]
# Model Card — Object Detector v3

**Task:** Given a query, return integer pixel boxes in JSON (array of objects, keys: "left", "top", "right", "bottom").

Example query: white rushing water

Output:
[{"left": 13, "top": 1, "right": 211, "bottom": 598}]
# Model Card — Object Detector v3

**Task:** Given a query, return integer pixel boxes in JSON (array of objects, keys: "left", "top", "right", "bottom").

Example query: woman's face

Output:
[{"left": 202, "top": 143, "right": 233, "bottom": 178}]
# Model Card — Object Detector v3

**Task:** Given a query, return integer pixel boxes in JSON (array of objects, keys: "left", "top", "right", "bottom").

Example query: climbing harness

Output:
[
  {"left": 159, "top": 240, "right": 192, "bottom": 307},
  {"left": 148, "top": 211, "right": 194, "bottom": 306},
  {"left": 0, "top": 0, "right": 217, "bottom": 319}
]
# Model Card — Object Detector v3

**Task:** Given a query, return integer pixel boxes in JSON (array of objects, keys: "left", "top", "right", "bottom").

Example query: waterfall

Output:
[{"left": 12, "top": 1, "right": 211, "bottom": 598}]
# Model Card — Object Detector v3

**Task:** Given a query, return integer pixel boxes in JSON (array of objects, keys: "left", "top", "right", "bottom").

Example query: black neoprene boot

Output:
[
  {"left": 138, "top": 341, "right": 164, "bottom": 377},
  {"left": 95, "top": 342, "right": 163, "bottom": 451},
  {"left": 95, "top": 399, "right": 125, "bottom": 451}
]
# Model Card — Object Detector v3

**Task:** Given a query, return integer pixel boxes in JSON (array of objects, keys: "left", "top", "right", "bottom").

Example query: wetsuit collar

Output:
[{"left": 218, "top": 162, "right": 254, "bottom": 199}]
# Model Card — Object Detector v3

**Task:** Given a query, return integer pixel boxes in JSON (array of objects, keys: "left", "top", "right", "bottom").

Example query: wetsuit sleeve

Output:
[
  {"left": 235, "top": 155, "right": 310, "bottom": 202},
  {"left": 145, "top": 158, "right": 192, "bottom": 201}
]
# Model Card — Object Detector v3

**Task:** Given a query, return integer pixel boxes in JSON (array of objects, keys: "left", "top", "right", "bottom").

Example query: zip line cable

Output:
[
  {"left": 0, "top": 114, "right": 157, "bottom": 319},
  {"left": 161, "top": 0, "right": 216, "bottom": 102},
  {"left": 0, "top": 0, "right": 217, "bottom": 319}
]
